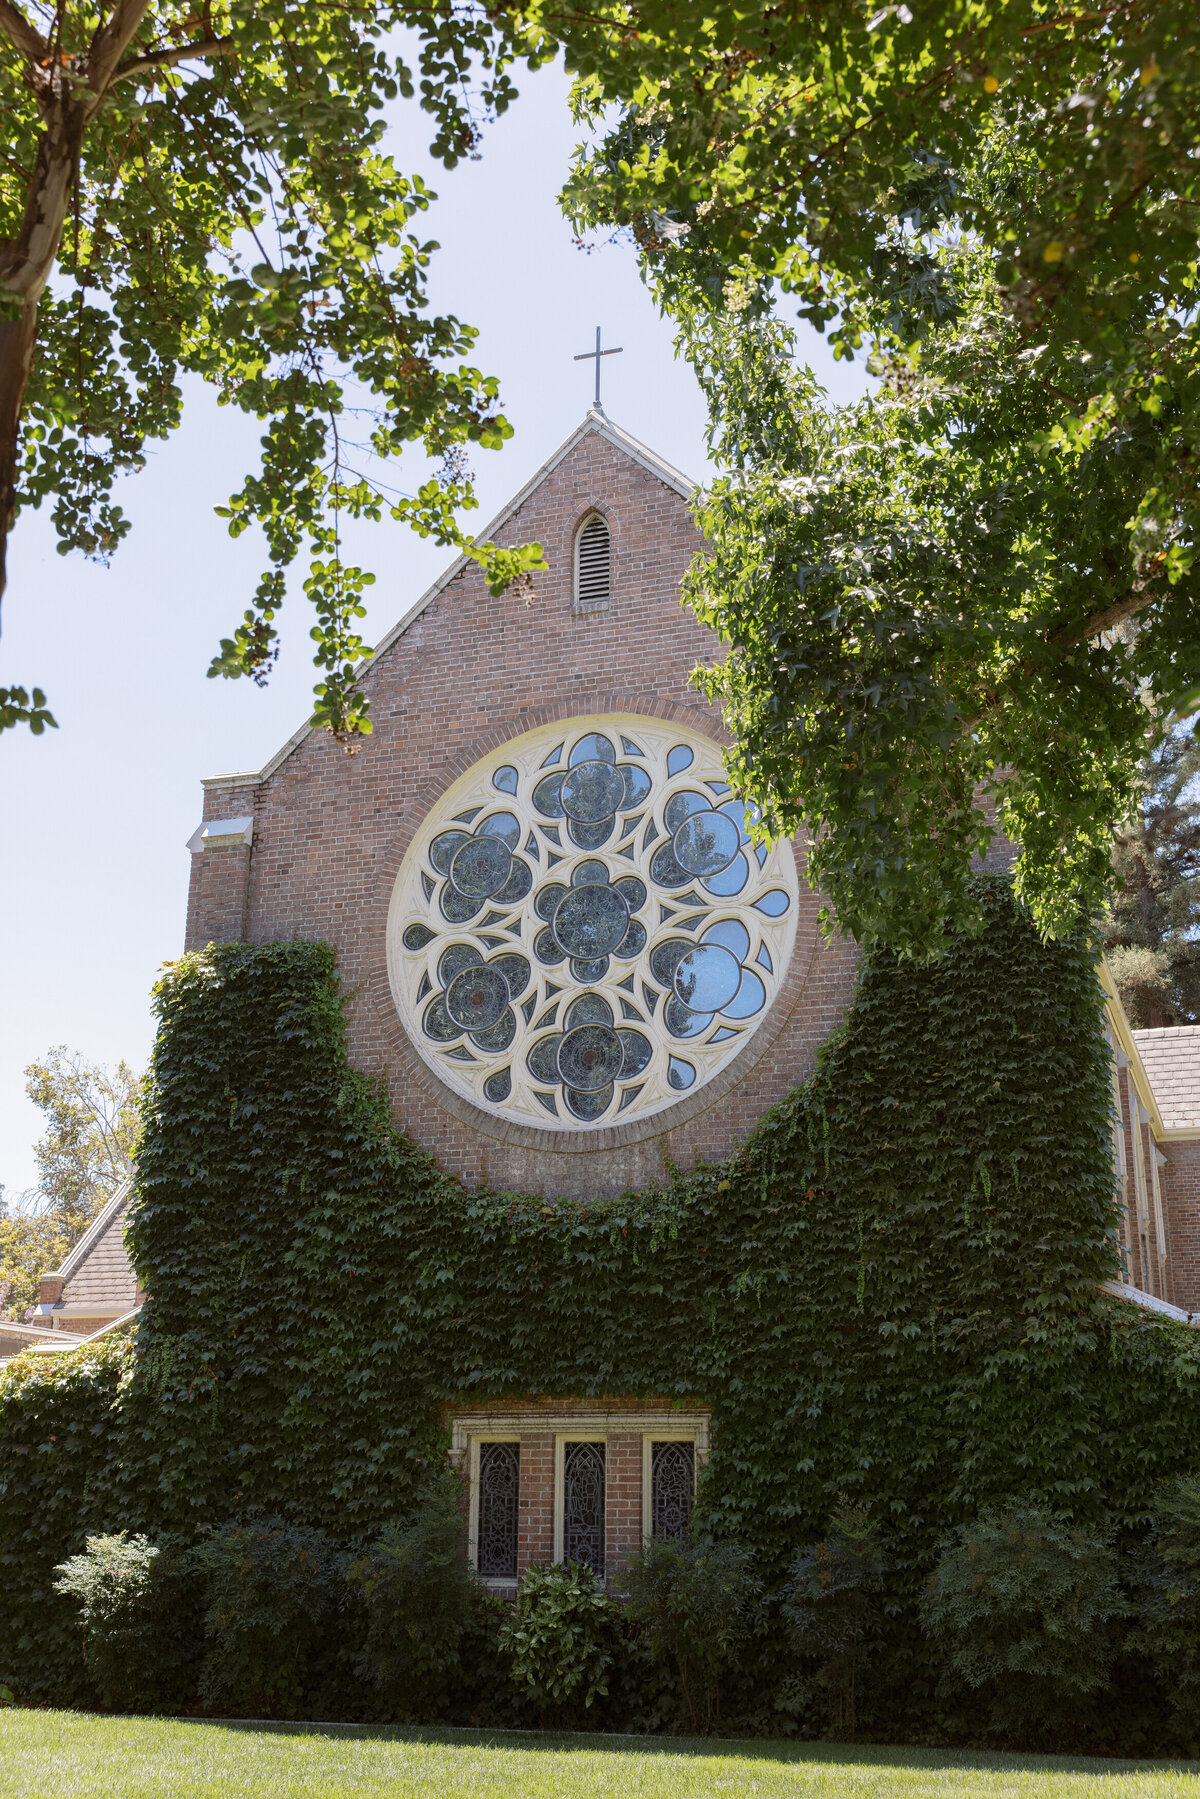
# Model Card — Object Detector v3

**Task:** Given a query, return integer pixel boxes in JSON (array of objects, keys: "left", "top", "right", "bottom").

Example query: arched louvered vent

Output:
[{"left": 575, "top": 513, "right": 611, "bottom": 610}]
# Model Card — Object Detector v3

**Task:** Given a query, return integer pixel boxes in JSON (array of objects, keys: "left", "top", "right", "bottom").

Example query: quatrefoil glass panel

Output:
[{"left": 386, "top": 716, "right": 799, "bottom": 1130}]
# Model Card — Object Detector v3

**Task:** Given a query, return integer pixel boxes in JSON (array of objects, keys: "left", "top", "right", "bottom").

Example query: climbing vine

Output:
[{"left": 3, "top": 875, "right": 1200, "bottom": 1709}]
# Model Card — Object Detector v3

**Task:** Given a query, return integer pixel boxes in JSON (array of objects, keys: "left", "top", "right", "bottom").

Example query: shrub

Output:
[
  {"left": 920, "top": 1502, "right": 1121, "bottom": 1733},
  {"left": 498, "top": 1562, "right": 621, "bottom": 1723},
  {"left": 53, "top": 1532, "right": 194, "bottom": 1711},
  {"left": 620, "top": 1535, "right": 761, "bottom": 1733},
  {"left": 782, "top": 1499, "right": 891, "bottom": 1739},
  {"left": 189, "top": 1518, "right": 344, "bottom": 1716},
  {"left": 346, "top": 1470, "right": 483, "bottom": 1720},
  {"left": 1127, "top": 1475, "right": 1200, "bottom": 1727}
]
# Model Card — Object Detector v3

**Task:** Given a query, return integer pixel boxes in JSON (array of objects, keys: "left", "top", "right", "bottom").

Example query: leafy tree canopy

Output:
[
  {"left": 560, "top": 0, "right": 1198, "bottom": 403},
  {"left": 0, "top": 0, "right": 553, "bottom": 744},
  {"left": 550, "top": 0, "right": 1200, "bottom": 953},
  {"left": 24, "top": 1044, "right": 141, "bottom": 1237},
  {"left": 0, "top": 1046, "right": 140, "bottom": 1317},
  {"left": 1105, "top": 726, "right": 1200, "bottom": 1026}
]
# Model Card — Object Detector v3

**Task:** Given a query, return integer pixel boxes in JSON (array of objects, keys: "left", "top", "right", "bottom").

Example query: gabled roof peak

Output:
[{"left": 201, "top": 411, "right": 696, "bottom": 794}]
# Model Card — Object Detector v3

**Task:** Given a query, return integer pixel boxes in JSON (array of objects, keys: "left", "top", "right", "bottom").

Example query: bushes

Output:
[
  {"left": 346, "top": 1472, "right": 487, "bottom": 1721},
  {"left": 498, "top": 1563, "right": 622, "bottom": 1723},
  {"left": 1127, "top": 1476, "right": 1200, "bottom": 1729},
  {"left": 53, "top": 1533, "right": 195, "bottom": 1712},
  {"left": 783, "top": 1500, "right": 891, "bottom": 1739},
  {"left": 621, "top": 1536, "right": 761, "bottom": 1732},
  {"left": 921, "top": 1503, "right": 1122, "bottom": 1732},
  {"left": 190, "top": 1520, "right": 344, "bottom": 1717},
  {"left": 42, "top": 1498, "right": 1200, "bottom": 1742}
]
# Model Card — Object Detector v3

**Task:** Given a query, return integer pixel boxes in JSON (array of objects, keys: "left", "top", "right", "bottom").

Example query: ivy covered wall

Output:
[{"left": 4, "top": 874, "right": 1200, "bottom": 1704}]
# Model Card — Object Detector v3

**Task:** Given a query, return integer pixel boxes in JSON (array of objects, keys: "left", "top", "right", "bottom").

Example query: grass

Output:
[{"left": 2, "top": 1712, "right": 1199, "bottom": 1799}]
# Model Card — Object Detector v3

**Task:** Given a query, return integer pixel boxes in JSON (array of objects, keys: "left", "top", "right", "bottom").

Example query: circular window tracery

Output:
[{"left": 387, "top": 716, "right": 799, "bottom": 1131}]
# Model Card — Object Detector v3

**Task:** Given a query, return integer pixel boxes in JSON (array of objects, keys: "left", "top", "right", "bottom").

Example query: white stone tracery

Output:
[{"left": 386, "top": 714, "right": 799, "bottom": 1131}]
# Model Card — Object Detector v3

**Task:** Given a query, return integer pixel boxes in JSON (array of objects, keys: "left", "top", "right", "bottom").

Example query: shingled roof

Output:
[
  {"left": 37, "top": 1177, "right": 138, "bottom": 1324},
  {"left": 1131, "top": 1026, "right": 1200, "bottom": 1132}
]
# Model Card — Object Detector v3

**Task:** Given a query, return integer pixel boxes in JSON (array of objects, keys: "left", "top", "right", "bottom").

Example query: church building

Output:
[{"left": 23, "top": 407, "right": 1200, "bottom": 1589}]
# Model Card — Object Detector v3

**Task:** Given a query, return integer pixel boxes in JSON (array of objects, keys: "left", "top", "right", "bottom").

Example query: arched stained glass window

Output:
[
  {"left": 575, "top": 513, "right": 611, "bottom": 610},
  {"left": 563, "top": 1441, "right": 606, "bottom": 1574},
  {"left": 477, "top": 1442, "right": 520, "bottom": 1578},
  {"left": 650, "top": 1441, "right": 694, "bottom": 1541}
]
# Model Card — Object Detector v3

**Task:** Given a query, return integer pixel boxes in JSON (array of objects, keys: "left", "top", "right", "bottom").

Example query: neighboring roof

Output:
[
  {"left": 199, "top": 409, "right": 696, "bottom": 797},
  {"left": 40, "top": 1176, "right": 138, "bottom": 1315},
  {"left": 1132, "top": 1026, "right": 1200, "bottom": 1133},
  {"left": 21, "top": 1308, "right": 143, "bottom": 1354},
  {"left": 1098, "top": 959, "right": 1166, "bottom": 1135},
  {"left": 0, "top": 1321, "right": 89, "bottom": 1361}
]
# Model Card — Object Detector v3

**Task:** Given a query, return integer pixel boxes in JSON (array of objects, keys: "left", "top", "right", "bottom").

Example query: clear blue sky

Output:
[{"left": 0, "top": 57, "right": 867, "bottom": 1199}]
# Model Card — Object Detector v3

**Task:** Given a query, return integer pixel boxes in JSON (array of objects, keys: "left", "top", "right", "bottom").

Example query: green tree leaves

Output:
[
  {"left": 551, "top": 1, "right": 1200, "bottom": 953},
  {"left": 664, "top": 179, "right": 1200, "bottom": 952},
  {"left": 0, "top": 0, "right": 550, "bottom": 743}
]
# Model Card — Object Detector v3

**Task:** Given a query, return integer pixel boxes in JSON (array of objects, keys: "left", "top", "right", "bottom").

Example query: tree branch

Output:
[
  {"left": 87, "top": 0, "right": 154, "bottom": 93},
  {"left": 0, "top": 0, "right": 47, "bottom": 65},
  {"left": 113, "top": 37, "right": 235, "bottom": 83},
  {"left": 960, "top": 585, "right": 1158, "bottom": 736},
  {"left": 1046, "top": 583, "right": 1156, "bottom": 650}
]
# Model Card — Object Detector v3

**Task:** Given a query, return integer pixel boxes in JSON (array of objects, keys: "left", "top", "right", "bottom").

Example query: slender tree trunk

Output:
[
  {"left": 0, "top": 296, "right": 41, "bottom": 603},
  {"left": 0, "top": 83, "right": 90, "bottom": 615},
  {"left": 0, "top": 0, "right": 157, "bottom": 622}
]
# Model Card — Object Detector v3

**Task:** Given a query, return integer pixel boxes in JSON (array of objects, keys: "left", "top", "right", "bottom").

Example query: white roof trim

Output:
[
  {"left": 0, "top": 1321, "right": 89, "bottom": 1344},
  {"left": 15, "top": 1333, "right": 92, "bottom": 1354},
  {"left": 199, "top": 410, "right": 695, "bottom": 794},
  {"left": 21, "top": 1308, "right": 142, "bottom": 1354},
  {"left": 1098, "top": 960, "right": 1166, "bottom": 1136},
  {"left": 45, "top": 1174, "right": 134, "bottom": 1283},
  {"left": 1101, "top": 1278, "right": 1200, "bottom": 1327}
]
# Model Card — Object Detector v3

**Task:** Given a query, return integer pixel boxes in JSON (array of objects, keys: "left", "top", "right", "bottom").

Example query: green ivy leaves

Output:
[{"left": 4, "top": 880, "right": 1200, "bottom": 1713}]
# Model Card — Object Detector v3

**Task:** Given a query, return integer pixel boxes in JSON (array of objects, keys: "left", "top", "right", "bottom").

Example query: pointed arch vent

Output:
[{"left": 575, "top": 513, "right": 611, "bottom": 611}]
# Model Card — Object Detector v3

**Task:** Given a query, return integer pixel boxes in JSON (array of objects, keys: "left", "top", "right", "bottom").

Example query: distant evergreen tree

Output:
[{"left": 1105, "top": 728, "right": 1200, "bottom": 1028}]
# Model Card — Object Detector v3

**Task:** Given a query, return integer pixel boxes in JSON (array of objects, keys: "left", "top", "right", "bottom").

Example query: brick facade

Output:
[
  {"left": 171, "top": 410, "right": 1200, "bottom": 1591},
  {"left": 185, "top": 414, "right": 861, "bottom": 1200},
  {"left": 1102, "top": 997, "right": 1200, "bottom": 1316},
  {"left": 1162, "top": 1140, "right": 1200, "bottom": 1310}
]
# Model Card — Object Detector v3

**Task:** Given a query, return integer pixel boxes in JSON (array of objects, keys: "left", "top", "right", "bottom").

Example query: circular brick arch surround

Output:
[{"left": 361, "top": 694, "right": 840, "bottom": 1197}]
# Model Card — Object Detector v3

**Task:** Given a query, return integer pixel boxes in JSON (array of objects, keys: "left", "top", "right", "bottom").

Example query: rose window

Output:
[{"left": 387, "top": 716, "right": 798, "bottom": 1130}]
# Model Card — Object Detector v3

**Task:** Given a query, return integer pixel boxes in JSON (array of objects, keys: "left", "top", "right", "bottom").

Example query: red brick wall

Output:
[
  {"left": 605, "top": 1432, "right": 644, "bottom": 1579},
  {"left": 517, "top": 1433, "right": 554, "bottom": 1576},
  {"left": 508, "top": 1427, "right": 687, "bottom": 1584},
  {"left": 185, "top": 424, "right": 861, "bottom": 1199},
  {"left": 185, "top": 843, "right": 250, "bottom": 948},
  {"left": 1162, "top": 1139, "right": 1200, "bottom": 1314}
]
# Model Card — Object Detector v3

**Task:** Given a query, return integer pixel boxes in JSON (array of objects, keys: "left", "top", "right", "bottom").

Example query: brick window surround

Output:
[{"left": 448, "top": 1404, "right": 710, "bottom": 1591}]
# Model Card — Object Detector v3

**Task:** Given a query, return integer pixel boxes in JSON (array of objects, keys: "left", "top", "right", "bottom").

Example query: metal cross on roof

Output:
[{"left": 574, "top": 326, "right": 623, "bottom": 410}]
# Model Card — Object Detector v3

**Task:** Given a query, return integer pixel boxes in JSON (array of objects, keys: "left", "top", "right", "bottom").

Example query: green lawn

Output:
[{"left": 1, "top": 1713, "right": 1198, "bottom": 1799}]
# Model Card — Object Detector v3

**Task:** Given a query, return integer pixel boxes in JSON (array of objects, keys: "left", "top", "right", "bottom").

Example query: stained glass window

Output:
[
  {"left": 650, "top": 1441, "right": 695, "bottom": 1541},
  {"left": 389, "top": 717, "right": 799, "bottom": 1129},
  {"left": 563, "top": 1441, "right": 606, "bottom": 1574},
  {"left": 477, "top": 1442, "right": 520, "bottom": 1579}
]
